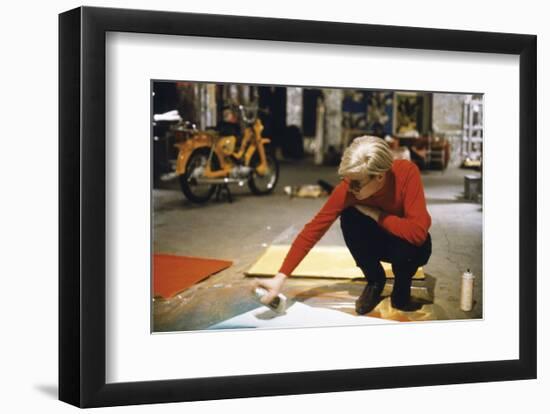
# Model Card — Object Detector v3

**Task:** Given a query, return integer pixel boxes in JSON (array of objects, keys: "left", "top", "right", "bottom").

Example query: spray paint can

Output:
[
  {"left": 460, "top": 269, "right": 475, "bottom": 312},
  {"left": 253, "top": 287, "right": 287, "bottom": 314}
]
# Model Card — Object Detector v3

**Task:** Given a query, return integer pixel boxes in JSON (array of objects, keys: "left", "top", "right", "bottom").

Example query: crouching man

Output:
[{"left": 257, "top": 136, "right": 432, "bottom": 314}]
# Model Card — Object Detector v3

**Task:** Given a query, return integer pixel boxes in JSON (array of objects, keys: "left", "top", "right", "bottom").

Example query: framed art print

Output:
[{"left": 59, "top": 6, "right": 536, "bottom": 408}]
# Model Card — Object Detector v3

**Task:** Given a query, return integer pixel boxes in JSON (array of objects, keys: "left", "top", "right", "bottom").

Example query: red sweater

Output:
[{"left": 278, "top": 159, "right": 431, "bottom": 276}]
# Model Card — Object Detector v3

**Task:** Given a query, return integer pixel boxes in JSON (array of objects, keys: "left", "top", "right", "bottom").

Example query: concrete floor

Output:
[{"left": 152, "top": 157, "right": 483, "bottom": 332}]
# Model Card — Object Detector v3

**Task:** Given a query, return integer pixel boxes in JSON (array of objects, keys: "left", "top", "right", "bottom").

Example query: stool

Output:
[{"left": 464, "top": 175, "right": 482, "bottom": 201}]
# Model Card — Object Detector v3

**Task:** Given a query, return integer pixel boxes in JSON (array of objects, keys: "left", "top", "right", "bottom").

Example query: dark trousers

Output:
[{"left": 340, "top": 206, "right": 432, "bottom": 303}]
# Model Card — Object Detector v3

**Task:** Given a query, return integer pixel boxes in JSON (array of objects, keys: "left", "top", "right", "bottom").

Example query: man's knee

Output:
[
  {"left": 340, "top": 206, "right": 358, "bottom": 223},
  {"left": 419, "top": 233, "right": 432, "bottom": 266},
  {"left": 340, "top": 206, "right": 377, "bottom": 232}
]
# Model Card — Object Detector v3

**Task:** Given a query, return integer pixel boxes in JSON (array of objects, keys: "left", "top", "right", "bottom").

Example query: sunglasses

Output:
[{"left": 348, "top": 177, "right": 372, "bottom": 192}]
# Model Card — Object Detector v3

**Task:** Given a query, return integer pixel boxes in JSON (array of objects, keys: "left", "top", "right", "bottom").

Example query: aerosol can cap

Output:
[{"left": 253, "top": 287, "right": 287, "bottom": 314}]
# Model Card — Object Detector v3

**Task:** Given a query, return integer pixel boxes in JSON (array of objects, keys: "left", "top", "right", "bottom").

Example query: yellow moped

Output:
[{"left": 173, "top": 105, "right": 279, "bottom": 203}]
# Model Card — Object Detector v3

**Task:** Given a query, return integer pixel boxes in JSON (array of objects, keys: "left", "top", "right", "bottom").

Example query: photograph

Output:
[
  {"left": 53, "top": 4, "right": 538, "bottom": 409},
  {"left": 151, "top": 81, "right": 484, "bottom": 332}
]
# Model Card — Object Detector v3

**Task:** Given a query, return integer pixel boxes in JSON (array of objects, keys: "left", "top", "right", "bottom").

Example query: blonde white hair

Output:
[{"left": 338, "top": 135, "right": 394, "bottom": 180}]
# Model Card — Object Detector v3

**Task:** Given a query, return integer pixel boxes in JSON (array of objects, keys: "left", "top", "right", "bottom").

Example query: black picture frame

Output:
[{"left": 59, "top": 6, "right": 537, "bottom": 408}]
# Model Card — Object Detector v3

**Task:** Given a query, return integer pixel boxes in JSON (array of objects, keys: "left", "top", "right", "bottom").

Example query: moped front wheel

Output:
[
  {"left": 248, "top": 150, "right": 279, "bottom": 195},
  {"left": 179, "top": 148, "right": 219, "bottom": 203}
]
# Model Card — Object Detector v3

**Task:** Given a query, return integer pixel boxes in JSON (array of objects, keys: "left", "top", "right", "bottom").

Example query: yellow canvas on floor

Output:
[{"left": 245, "top": 245, "right": 424, "bottom": 279}]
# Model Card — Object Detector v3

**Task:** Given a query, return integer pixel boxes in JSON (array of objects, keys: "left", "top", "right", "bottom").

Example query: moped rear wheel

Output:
[
  {"left": 248, "top": 150, "right": 279, "bottom": 195},
  {"left": 179, "top": 148, "right": 219, "bottom": 203}
]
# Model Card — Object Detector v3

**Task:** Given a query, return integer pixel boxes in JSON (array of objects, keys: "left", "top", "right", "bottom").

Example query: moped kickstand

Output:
[{"left": 214, "top": 183, "right": 233, "bottom": 203}]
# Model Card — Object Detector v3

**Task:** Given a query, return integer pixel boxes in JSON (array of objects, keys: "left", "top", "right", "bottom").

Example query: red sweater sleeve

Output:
[
  {"left": 378, "top": 163, "right": 431, "bottom": 246},
  {"left": 278, "top": 181, "right": 352, "bottom": 276}
]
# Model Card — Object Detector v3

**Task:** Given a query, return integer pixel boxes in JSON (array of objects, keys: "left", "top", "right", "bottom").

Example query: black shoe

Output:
[
  {"left": 355, "top": 282, "right": 385, "bottom": 315},
  {"left": 391, "top": 296, "right": 423, "bottom": 312}
]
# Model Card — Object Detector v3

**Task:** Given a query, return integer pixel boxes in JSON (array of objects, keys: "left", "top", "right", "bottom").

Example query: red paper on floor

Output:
[{"left": 153, "top": 254, "right": 233, "bottom": 299}]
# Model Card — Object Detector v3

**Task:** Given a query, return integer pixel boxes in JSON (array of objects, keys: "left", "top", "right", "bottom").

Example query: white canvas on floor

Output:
[{"left": 208, "top": 301, "right": 398, "bottom": 330}]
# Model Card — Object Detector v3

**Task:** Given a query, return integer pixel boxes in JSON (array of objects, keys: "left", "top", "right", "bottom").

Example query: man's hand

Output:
[
  {"left": 354, "top": 205, "right": 382, "bottom": 222},
  {"left": 253, "top": 272, "right": 287, "bottom": 304}
]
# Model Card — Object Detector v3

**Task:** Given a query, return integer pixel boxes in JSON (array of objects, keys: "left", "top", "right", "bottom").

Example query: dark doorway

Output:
[
  {"left": 302, "top": 88, "right": 322, "bottom": 137},
  {"left": 258, "top": 86, "right": 287, "bottom": 151}
]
